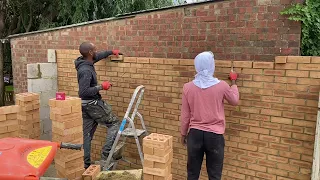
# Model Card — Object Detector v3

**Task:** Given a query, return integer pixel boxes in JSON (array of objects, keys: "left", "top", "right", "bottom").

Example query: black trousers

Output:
[
  {"left": 82, "top": 99, "right": 120, "bottom": 169},
  {"left": 187, "top": 128, "right": 225, "bottom": 180}
]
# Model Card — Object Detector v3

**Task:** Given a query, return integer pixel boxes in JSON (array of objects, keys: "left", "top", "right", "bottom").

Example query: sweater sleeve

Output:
[
  {"left": 93, "top": 51, "right": 113, "bottom": 64},
  {"left": 224, "top": 84, "right": 239, "bottom": 106},
  {"left": 78, "top": 70, "right": 100, "bottom": 97},
  {"left": 180, "top": 86, "right": 191, "bottom": 136}
]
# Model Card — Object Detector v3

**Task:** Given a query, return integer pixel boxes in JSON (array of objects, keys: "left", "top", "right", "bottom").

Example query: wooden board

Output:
[{"left": 96, "top": 169, "right": 142, "bottom": 180}]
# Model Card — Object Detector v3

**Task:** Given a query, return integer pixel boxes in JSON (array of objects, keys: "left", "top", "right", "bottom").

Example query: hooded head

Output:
[{"left": 192, "top": 51, "right": 220, "bottom": 89}]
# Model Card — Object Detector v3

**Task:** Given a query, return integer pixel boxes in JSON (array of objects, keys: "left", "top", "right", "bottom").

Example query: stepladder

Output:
[{"left": 98, "top": 85, "right": 148, "bottom": 171}]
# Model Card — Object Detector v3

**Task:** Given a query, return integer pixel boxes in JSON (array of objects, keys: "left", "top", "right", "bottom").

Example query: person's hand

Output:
[
  {"left": 101, "top": 81, "right": 112, "bottom": 90},
  {"left": 112, "top": 50, "right": 121, "bottom": 57},
  {"left": 229, "top": 71, "right": 238, "bottom": 81},
  {"left": 181, "top": 135, "right": 187, "bottom": 146}
]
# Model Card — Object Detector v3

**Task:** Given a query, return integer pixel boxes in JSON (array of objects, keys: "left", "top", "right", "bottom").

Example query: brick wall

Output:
[
  {"left": 56, "top": 49, "right": 319, "bottom": 180},
  {"left": 10, "top": 0, "right": 302, "bottom": 94}
]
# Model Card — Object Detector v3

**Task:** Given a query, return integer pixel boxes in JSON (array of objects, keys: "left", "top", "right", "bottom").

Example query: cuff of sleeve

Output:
[{"left": 95, "top": 85, "right": 103, "bottom": 91}]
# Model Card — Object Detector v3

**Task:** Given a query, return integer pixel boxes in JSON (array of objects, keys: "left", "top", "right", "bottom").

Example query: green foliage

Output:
[
  {"left": 52, "top": 0, "right": 174, "bottom": 27},
  {"left": 281, "top": 0, "right": 320, "bottom": 56}
]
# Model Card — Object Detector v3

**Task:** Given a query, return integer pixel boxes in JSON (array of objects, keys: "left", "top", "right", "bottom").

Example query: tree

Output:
[{"left": 281, "top": 0, "right": 320, "bottom": 56}]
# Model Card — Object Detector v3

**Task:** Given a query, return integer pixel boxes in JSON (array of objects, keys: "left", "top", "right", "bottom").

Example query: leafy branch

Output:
[{"left": 280, "top": 0, "right": 320, "bottom": 56}]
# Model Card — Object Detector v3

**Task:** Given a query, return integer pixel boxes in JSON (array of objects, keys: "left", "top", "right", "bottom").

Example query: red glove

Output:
[
  {"left": 101, "top": 81, "right": 112, "bottom": 90},
  {"left": 112, "top": 50, "right": 120, "bottom": 57},
  {"left": 229, "top": 71, "right": 238, "bottom": 80}
]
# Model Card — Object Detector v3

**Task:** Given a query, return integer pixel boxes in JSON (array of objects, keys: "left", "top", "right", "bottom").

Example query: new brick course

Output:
[
  {"left": 55, "top": 49, "right": 319, "bottom": 180},
  {"left": 10, "top": 0, "right": 302, "bottom": 94}
]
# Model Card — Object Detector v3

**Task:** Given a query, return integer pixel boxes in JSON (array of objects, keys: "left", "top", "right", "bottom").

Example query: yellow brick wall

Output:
[{"left": 56, "top": 49, "right": 319, "bottom": 180}]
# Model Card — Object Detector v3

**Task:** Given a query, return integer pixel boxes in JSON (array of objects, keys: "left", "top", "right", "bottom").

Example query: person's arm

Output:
[
  {"left": 180, "top": 86, "right": 191, "bottom": 137},
  {"left": 78, "top": 70, "right": 102, "bottom": 97},
  {"left": 93, "top": 51, "right": 113, "bottom": 64},
  {"left": 224, "top": 81, "right": 239, "bottom": 106}
]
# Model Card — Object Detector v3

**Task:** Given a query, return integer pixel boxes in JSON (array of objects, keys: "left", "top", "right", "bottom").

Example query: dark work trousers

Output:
[
  {"left": 81, "top": 99, "right": 120, "bottom": 169},
  {"left": 187, "top": 128, "right": 225, "bottom": 180}
]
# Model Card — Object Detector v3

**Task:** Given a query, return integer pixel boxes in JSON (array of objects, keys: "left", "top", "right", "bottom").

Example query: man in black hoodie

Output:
[{"left": 75, "top": 42, "right": 121, "bottom": 169}]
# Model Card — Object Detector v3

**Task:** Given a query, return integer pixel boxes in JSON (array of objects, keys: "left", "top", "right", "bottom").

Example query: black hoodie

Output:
[{"left": 74, "top": 51, "right": 113, "bottom": 100}]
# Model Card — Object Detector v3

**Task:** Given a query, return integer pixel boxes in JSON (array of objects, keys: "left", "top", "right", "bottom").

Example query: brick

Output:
[
  {"left": 264, "top": 70, "right": 285, "bottom": 76},
  {"left": 51, "top": 107, "right": 72, "bottom": 115},
  {"left": 82, "top": 165, "right": 100, "bottom": 180},
  {"left": 275, "top": 63, "right": 298, "bottom": 70},
  {"left": 247, "top": 163, "right": 267, "bottom": 172},
  {"left": 273, "top": 90, "right": 294, "bottom": 97},
  {"left": 242, "top": 68, "right": 262, "bottom": 75},
  {"left": 275, "top": 76, "right": 297, "bottom": 84},
  {"left": 253, "top": 62, "right": 274, "bottom": 69},
  {"left": 282, "top": 111, "right": 304, "bottom": 119},
  {"left": 283, "top": 98, "right": 305, "bottom": 105},
  {"left": 137, "top": 58, "right": 150, "bottom": 63},
  {"left": 215, "top": 60, "right": 231, "bottom": 67},
  {"left": 286, "top": 70, "right": 309, "bottom": 77},
  {"left": 233, "top": 61, "right": 252, "bottom": 68},
  {"left": 310, "top": 71, "right": 320, "bottom": 78},
  {"left": 287, "top": 56, "right": 311, "bottom": 63},
  {"left": 144, "top": 149, "right": 173, "bottom": 164},
  {"left": 143, "top": 162, "right": 172, "bottom": 177},
  {"left": 253, "top": 75, "right": 274, "bottom": 82},
  {"left": 267, "top": 168, "right": 288, "bottom": 177},
  {"left": 275, "top": 56, "right": 287, "bottom": 64},
  {"left": 149, "top": 58, "right": 164, "bottom": 64}
]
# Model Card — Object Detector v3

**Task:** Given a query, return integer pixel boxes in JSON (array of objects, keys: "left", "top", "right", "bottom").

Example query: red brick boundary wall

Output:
[
  {"left": 56, "top": 49, "right": 319, "bottom": 180},
  {"left": 9, "top": 0, "right": 302, "bottom": 94}
]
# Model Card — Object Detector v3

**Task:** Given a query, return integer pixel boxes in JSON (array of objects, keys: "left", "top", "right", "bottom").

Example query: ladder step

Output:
[
  {"left": 113, "top": 142, "right": 125, "bottom": 160},
  {"left": 122, "top": 128, "right": 146, "bottom": 137}
]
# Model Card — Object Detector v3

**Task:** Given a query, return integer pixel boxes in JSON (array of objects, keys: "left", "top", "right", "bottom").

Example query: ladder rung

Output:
[{"left": 122, "top": 128, "right": 146, "bottom": 137}]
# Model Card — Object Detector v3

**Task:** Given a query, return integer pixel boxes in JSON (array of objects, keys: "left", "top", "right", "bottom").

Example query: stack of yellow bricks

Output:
[
  {"left": 143, "top": 133, "right": 173, "bottom": 180},
  {"left": 16, "top": 93, "right": 40, "bottom": 139},
  {"left": 49, "top": 96, "right": 84, "bottom": 180},
  {"left": 0, "top": 105, "right": 20, "bottom": 138}
]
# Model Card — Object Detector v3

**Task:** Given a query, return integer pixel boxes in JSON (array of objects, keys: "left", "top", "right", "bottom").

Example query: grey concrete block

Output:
[
  {"left": 28, "top": 79, "right": 58, "bottom": 92},
  {"left": 39, "top": 63, "right": 57, "bottom": 79},
  {"left": 39, "top": 90, "right": 57, "bottom": 107},
  {"left": 27, "top": 63, "right": 41, "bottom": 79},
  {"left": 47, "top": 49, "right": 56, "bottom": 63}
]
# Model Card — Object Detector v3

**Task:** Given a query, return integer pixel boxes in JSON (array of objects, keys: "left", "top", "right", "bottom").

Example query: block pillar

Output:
[
  {"left": 49, "top": 96, "right": 84, "bottom": 180},
  {"left": 0, "top": 105, "right": 20, "bottom": 138},
  {"left": 16, "top": 92, "right": 40, "bottom": 139},
  {"left": 143, "top": 133, "right": 173, "bottom": 180}
]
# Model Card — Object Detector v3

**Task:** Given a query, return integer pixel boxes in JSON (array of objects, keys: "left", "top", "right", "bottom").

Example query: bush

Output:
[{"left": 281, "top": 0, "right": 320, "bottom": 56}]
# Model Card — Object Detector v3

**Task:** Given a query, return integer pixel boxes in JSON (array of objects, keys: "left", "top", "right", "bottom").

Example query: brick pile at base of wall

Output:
[
  {"left": 15, "top": 92, "right": 41, "bottom": 139},
  {"left": 0, "top": 105, "right": 20, "bottom": 138},
  {"left": 56, "top": 49, "right": 319, "bottom": 180},
  {"left": 49, "top": 97, "right": 85, "bottom": 180}
]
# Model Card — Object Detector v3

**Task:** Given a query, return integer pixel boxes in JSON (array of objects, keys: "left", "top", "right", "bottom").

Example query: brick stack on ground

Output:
[
  {"left": 82, "top": 164, "right": 101, "bottom": 180},
  {"left": 49, "top": 96, "right": 84, "bottom": 180},
  {"left": 0, "top": 105, "right": 20, "bottom": 138},
  {"left": 16, "top": 93, "right": 40, "bottom": 139},
  {"left": 143, "top": 133, "right": 173, "bottom": 180}
]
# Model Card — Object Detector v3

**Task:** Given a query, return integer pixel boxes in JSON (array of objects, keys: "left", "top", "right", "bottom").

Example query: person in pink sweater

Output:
[{"left": 180, "top": 51, "right": 239, "bottom": 180}]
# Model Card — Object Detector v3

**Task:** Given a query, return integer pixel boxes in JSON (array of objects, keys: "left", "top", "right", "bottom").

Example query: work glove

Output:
[
  {"left": 112, "top": 50, "right": 121, "bottom": 57},
  {"left": 101, "top": 81, "right": 112, "bottom": 90},
  {"left": 229, "top": 71, "right": 238, "bottom": 81}
]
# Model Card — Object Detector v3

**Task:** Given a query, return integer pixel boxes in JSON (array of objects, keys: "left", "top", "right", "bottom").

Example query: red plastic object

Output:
[
  {"left": 56, "top": 92, "right": 65, "bottom": 100},
  {"left": 0, "top": 138, "right": 59, "bottom": 180}
]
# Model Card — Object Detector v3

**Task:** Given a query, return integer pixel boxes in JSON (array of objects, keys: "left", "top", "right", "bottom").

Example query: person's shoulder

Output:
[{"left": 215, "top": 80, "right": 230, "bottom": 89}]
